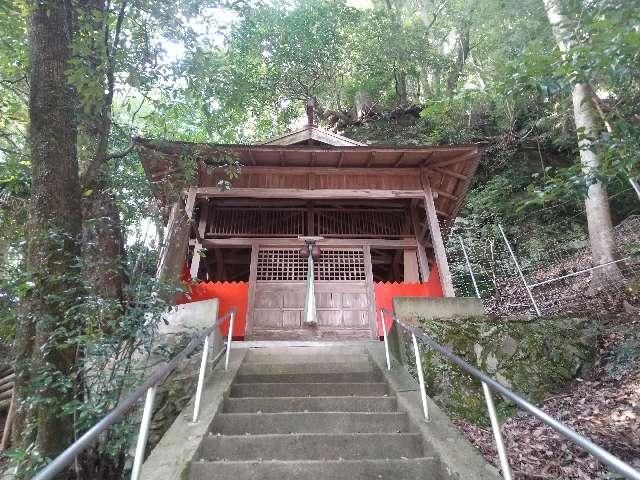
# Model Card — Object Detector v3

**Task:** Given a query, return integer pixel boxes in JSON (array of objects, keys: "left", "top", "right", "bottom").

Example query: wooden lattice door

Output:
[{"left": 248, "top": 246, "right": 375, "bottom": 340}]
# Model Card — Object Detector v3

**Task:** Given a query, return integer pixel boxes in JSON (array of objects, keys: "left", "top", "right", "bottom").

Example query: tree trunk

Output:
[
  {"left": 0, "top": 236, "right": 8, "bottom": 269},
  {"left": 542, "top": 0, "right": 622, "bottom": 284},
  {"left": 354, "top": 90, "right": 373, "bottom": 121},
  {"left": 419, "top": 65, "right": 432, "bottom": 100},
  {"left": 394, "top": 70, "right": 408, "bottom": 107},
  {"left": 75, "top": 0, "right": 127, "bottom": 332},
  {"left": 82, "top": 178, "right": 125, "bottom": 331},
  {"left": 446, "top": 27, "right": 470, "bottom": 92},
  {"left": 156, "top": 200, "right": 191, "bottom": 296},
  {"left": 18, "top": 0, "right": 83, "bottom": 474}
]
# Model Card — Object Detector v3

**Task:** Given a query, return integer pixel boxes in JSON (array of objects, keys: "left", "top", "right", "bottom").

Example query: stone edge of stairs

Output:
[
  {"left": 138, "top": 347, "right": 249, "bottom": 480},
  {"left": 366, "top": 342, "right": 502, "bottom": 480}
]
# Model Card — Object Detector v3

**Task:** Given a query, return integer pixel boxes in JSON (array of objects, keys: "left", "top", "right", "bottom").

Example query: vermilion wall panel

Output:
[
  {"left": 374, "top": 266, "right": 444, "bottom": 336},
  {"left": 178, "top": 264, "right": 248, "bottom": 338}
]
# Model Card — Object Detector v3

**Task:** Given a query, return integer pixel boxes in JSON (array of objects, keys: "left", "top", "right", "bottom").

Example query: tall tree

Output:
[
  {"left": 542, "top": 0, "right": 622, "bottom": 284},
  {"left": 15, "top": 0, "right": 83, "bottom": 474},
  {"left": 74, "top": 0, "right": 130, "bottom": 329}
]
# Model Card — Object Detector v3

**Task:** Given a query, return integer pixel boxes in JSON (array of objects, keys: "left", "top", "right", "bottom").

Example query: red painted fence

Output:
[
  {"left": 178, "top": 264, "right": 443, "bottom": 339},
  {"left": 374, "top": 266, "right": 444, "bottom": 336}
]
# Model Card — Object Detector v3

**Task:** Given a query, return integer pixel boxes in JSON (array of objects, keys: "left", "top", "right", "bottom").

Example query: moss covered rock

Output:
[{"left": 402, "top": 315, "right": 598, "bottom": 424}]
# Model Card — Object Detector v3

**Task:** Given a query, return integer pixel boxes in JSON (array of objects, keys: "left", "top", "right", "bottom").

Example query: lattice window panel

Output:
[
  {"left": 316, "top": 208, "right": 408, "bottom": 238},
  {"left": 315, "top": 249, "right": 366, "bottom": 281},
  {"left": 257, "top": 248, "right": 366, "bottom": 282},
  {"left": 257, "top": 249, "right": 307, "bottom": 281},
  {"left": 207, "top": 208, "right": 305, "bottom": 237}
]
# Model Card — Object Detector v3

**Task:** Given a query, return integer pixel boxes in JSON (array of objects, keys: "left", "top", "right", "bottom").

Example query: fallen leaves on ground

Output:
[{"left": 454, "top": 327, "right": 640, "bottom": 479}]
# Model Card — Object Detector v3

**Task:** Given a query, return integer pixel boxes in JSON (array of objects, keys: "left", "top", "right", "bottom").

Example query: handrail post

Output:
[
  {"left": 130, "top": 385, "right": 157, "bottom": 480},
  {"left": 411, "top": 333, "right": 429, "bottom": 421},
  {"left": 380, "top": 310, "right": 391, "bottom": 370},
  {"left": 460, "top": 236, "right": 513, "bottom": 478},
  {"left": 192, "top": 335, "right": 210, "bottom": 423},
  {"left": 225, "top": 310, "right": 235, "bottom": 370},
  {"left": 482, "top": 382, "right": 513, "bottom": 480}
]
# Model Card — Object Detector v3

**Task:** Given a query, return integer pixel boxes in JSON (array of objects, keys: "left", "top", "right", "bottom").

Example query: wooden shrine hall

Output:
[{"left": 135, "top": 115, "right": 481, "bottom": 340}]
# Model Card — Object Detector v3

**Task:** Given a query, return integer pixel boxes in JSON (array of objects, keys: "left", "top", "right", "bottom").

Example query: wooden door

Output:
[{"left": 248, "top": 247, "right": 375, "bottom": 340}]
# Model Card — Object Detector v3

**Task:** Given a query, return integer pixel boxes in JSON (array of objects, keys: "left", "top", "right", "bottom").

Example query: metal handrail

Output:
[
  {"left": 380, "top": 308, "right": 640, "bottom": 480},
  {"left": 33, "top": 307, "right": 237, "bottom": 480}
]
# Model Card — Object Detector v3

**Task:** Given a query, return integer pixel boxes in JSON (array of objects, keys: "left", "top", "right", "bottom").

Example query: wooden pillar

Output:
[
  {"left": 185, "top": 187, "right": 197, "bottom": 220},
  {"left": 245, "top": 243, "right": 259, "bottom": 337},
  {"left": 410, "top": 204, "right": 430, "bottom": 283},
  {"left": 190, "top": 197, "right": 209, "bottom": 281},
  {"left": 403, "top": 249, "right": 420, "bottom": 282},
  {"left": 363, "top": 245, "right": 377, "bottom": 339},
  {"left": 422, "top": 175, "right": 455, "bottom": 297},
  {"left": 156, "top": 196, "right": 191, "bottom": 290},
  {"left": 190, "top": 243, "right": 203, "bottom": 280}
]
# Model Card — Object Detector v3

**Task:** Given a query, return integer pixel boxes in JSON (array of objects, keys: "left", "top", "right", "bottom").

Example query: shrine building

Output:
[{"left": 135, "top": 111, "right": 481, "bottom": 340}]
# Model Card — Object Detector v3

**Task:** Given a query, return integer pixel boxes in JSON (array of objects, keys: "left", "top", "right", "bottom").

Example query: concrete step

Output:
[
  {"left": 237, "top": 361, "right": 378, "bottom": 384},
  {"left": 190, "top": 458, "right": 440, "bottom": 480},
  {"left": 230, "top": 382, "right": 388, "bottom": 398},
  {"left": 237, "top": 371, "right": 381, "bottom": 384},
  {"left": 239, "top": 361, "right": 374, "bottom": 375},
  {"left": 243, "top": 353, "right": 371, "bottom": 364},
  {"left": 244, "top": 346, "right": 368, "bottom": 360},
  {"left": 211, "top": 412, "right": 412, "bottom": 435},
  {"left": 223, "top": 396, "right": 397, "bottom": 413},
  {"left": 198, "top": 433, "right": 425, "bottom": 461}
]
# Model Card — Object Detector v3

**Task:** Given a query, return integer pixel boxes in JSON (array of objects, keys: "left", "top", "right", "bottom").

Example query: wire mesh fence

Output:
[{"left": 446, "top": 202, "right": 640, "bottom": 318}]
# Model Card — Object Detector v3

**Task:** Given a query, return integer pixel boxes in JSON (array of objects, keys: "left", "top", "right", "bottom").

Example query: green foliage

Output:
[{"left": 0, "top": 0, "right": 638, "bottom": 476}]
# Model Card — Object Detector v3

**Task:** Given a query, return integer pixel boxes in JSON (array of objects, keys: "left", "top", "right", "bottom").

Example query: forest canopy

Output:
[{"left": 0, "top": 0, "right": 639, "bottom": 478}]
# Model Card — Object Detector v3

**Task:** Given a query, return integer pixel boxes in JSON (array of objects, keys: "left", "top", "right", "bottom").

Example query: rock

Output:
[{"left": 409, "top": 314, "right": 598, "bottom": 424}]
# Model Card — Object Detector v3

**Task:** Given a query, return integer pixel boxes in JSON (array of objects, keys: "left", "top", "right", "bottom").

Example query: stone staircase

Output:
[{"left": 189, "top": 345, "right": 441, "bottom": 479}]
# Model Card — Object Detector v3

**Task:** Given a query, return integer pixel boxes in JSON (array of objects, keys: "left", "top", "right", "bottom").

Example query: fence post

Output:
[
  {"left": 458, "top": 236, "right": 481, "bottom": 299},
  {"left": 630, "top": 177, "right": 640, "bottom": 201},
  {"left": 497, "top": 223, "right": 541, "bottom": 316}
]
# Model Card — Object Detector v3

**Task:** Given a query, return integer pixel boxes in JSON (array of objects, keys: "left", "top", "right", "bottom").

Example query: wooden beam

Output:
[
  {"left": 394, "top": 152, "right": 406, "bottom": 167},
  {"left": 199, "top": 237, "right": 418, "bottom": 249},
  {"left": 240, "top": 166, "right": 421, "bottom": 176},
  {"left": 210, "top": 198, "right": 409, "bottom": 208},
  {"left": 430, "top": 150, "right": 479, "bottom": 169},
  {"left": 426, "top": 166, "right": 469, "bottom": 181},
  {"left": 337, "top": 151, "right": 344, "bottom": 167},
  {"left": 422, "top": 176, "right": 455, "bottom": 297},
  {"left": 432, "top": 188, "right": 458, "bottom": 201},
  {"left": 420, "top": 151, "right": 435, "bottom": 166},
  {"left": 194, "top": 187, "right": 426, "bottom": 200}
]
